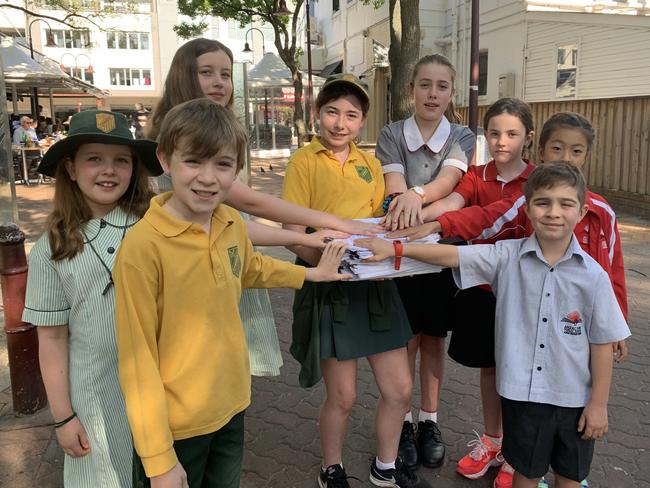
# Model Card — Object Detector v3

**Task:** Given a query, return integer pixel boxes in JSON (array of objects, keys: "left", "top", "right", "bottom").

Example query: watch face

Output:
[{"left": 412, "top": 186, "right": 425, "bottom": 197}]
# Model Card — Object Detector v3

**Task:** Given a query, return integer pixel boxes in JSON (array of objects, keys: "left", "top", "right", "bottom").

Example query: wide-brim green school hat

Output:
[{"left": 38, "top": 110, "right": 163, "bottom": 177}]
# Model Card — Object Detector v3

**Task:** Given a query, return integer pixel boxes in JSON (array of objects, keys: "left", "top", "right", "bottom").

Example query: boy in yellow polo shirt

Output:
[{"left": 113, "top": 98, "right": 349, "bottom": 488}]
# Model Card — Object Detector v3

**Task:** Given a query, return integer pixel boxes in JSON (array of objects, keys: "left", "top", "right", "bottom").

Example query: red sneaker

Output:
[
  {"left": 456, "top": 432, "right": 503, "bottom": 479},
  {"left": 493, "top": 458, "right": 514, "bottom": 488}
]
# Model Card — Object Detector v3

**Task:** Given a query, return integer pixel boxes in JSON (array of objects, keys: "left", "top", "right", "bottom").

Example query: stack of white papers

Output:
[{"left": 336, "top": 218, "right": 443, "bottom": 281}]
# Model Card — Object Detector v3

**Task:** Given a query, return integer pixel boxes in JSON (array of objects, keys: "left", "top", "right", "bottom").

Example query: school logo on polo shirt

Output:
[
  {"left": 561, "top": 311, "right": 583, "bottom": 335},
  {"left": 228, "top": 246, "right": 241, "bottom": 277},
  {"left": 355, "top": 165, "right": 373, "bottom": 183}
]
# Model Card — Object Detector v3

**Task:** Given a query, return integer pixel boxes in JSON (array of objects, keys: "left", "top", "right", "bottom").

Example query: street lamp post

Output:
[
  {"left": 304, "top": 0, "right": 314, "bottom": 134},
  {"left": 242, "top": 28, "right": 267, "bottom": 150},
  {"left": 242, "top": 27, "right": 266, "bottom": 61},
  {"left": 27, "top": 19, "right": 57, "bottom": 122}
]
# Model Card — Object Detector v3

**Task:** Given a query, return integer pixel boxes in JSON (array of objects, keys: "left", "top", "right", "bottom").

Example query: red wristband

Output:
[{"left": 393, "top": 240, "right": 403, "bottom": 271}]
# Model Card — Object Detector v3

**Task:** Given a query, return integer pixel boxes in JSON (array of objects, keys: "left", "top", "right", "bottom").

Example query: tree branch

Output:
[{"left": 0, "top": 4, "right": 110, "bottom": 32}]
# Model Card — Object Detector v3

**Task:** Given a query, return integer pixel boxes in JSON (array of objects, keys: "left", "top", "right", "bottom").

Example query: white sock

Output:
[
  {"left": 404, "top": 411, "right": 413, "bottom": 423},
  {"left": 484, "top": 433, "right": 502, "bottom": 445},
  {"left": 375, "top": 457, "right": 396, "bottom": 471},
  {"left": 419, "top": 409, "right": 437, "bottom": 423}
]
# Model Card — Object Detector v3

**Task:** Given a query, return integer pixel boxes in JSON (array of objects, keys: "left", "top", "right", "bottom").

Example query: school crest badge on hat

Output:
[{"left": 96, "top": 113, "right": 116, "bottom": 133}]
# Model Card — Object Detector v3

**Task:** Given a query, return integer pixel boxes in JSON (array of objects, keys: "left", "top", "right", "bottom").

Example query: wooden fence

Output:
[{"left": 458, "top": 96, "right": 650, "bottom": 199}]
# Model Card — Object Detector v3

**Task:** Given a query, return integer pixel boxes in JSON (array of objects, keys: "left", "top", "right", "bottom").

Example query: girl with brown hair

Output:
[{"left": 22, "top": 110, "right": 163, "bottom": 487}]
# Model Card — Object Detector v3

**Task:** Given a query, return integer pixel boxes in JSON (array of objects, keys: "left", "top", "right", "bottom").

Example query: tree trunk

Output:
[
  {"left": 388, "top": 0, "right": 420, "bottom": 122},
  {"left": 292, "top": 71, "right": 307, "bottom": 146}
]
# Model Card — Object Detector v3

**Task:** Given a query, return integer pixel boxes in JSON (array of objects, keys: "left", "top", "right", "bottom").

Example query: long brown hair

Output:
[
  {"left": 148, "top": 38, "right": 234, "bottom": 140},
  {"left": 410, "top": 54, "right": 461, "bottom": 124},
  {"left": 47, "top": 147, "right": 153, "bottom": 261}
]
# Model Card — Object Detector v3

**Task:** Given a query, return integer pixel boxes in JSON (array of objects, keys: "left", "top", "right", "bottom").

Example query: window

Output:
[
  {"left": 51, "top": 29, "right": 90, "bottom": 48},
  {"left": 556, "top": 43, "right": 578, "bottom": 98},
  {"left": 333, "top": 0, "right": 340, "bottom": 12},
  {"left": 106, "top": 31, "right": 150, "bottom": 50},
  {"left": 109, "top": 68, "right": 152, "bottom": 86},
  {"left": 227, "top": 21, "right": 246, "bottom": 40},
  {"left": 64, "top": 66, "right": 94, "bottom": 85},
  {"left": 478, "top": 51, "right": 488, "bottom": 96}
]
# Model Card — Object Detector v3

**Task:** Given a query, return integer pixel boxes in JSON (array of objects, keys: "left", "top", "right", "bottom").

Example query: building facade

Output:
[
  {"left": 306, "top": 0, "right": 650, "bottom": 141},
  {"left": 1, "top": 0, "right": 273, "bottom": 120}
]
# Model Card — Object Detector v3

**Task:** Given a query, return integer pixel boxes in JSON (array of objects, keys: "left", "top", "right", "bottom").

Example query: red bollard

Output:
[{"left": 0, "top": 223, "right": 47, "bottom": 414}]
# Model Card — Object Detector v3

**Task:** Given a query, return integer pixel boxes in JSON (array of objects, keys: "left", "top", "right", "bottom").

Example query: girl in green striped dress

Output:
[{"left": 23, "top": 110, "right": 163, "bottom": 487}]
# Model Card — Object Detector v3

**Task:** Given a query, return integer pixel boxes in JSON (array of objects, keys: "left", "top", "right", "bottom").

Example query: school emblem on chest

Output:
[
  {"left": 355, "top": 166, "right": 373, "bottom": 183},
  {"left": 96, "top": 114, "right": 116, "bottom": 133},
  {"left": 228, "top": 246, "right": 241, "bottom": 277},
  {"left": 561, "top": 311, "right": 583, "bottom": 335}
]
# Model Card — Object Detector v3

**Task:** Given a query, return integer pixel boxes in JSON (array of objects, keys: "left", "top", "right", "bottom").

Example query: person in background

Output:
[{"left": 13, "top": 116, "right": 39, "bottom": 146}]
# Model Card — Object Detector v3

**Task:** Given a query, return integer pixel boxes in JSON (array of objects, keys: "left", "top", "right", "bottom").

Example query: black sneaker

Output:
[
  {"left": 417, "top": 420, "right": 445, "bottom": 468},
  {"left": 397, "top": 421, "right": 419, "bottom": 470},
  {"left": 319, "top": 464, "right": 353, "bottom": 488},
  {"left": 369, "top": 457, "right": 432, "bottom": 488}
]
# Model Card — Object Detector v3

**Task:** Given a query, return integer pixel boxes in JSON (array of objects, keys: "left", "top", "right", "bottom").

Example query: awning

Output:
[
  {"left": 1, "top": 36, "right": 106, "bottom": 97},
  {"left": 247, "top": 52, "right": 325, "bottom": 89},
  {"left": 319, "top": 60, "right": 343, "bottom": 78}
]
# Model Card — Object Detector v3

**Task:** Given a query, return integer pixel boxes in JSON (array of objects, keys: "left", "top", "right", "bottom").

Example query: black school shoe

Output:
[
  {"left": 319, "top": 464, "right": 356, "bottom": 488},
  {"left": 397, "top": 421, "right": 419, "bottom": 469},
  {"left": 417, "top": 420, "right": 445, "bottom": 468},
  {"left": 369, "top": 457, "right": 432, "bottom": 488}
]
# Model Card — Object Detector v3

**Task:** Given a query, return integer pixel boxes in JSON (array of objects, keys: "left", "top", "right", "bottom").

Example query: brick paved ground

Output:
[{"left": 1, "top": 159, "right": 649, "bottom": 487}]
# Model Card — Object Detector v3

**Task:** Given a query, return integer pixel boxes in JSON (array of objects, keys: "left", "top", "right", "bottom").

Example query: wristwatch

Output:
[{"left": 409, "top": 186, "right": 426, "bottom": 200}]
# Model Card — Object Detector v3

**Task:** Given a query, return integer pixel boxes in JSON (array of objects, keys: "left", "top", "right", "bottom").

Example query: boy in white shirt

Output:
[{"left": 355, "top": 162, "right": 630, "bottom": 488}]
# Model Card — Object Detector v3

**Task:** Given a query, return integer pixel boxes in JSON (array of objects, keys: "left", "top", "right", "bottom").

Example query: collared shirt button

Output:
[
  {"left": 537, "top": 366, "right": 542, "bottom": 371},
  {"left": 539, "top": 344, "right": 545, "bottom": 348},
  {"left": 542, "top": 317, "right": 548, "bottom": 323},
  {"left": 100, "top": 220, "right": 107, "bottom": 228},
  {"left": 107, "top": 247, "right": 115, "bottom": 254},
  {"left": 550, "top": 268, "right": 554, "bottom": 272},
  {"left": 546, "top": 293, "right": 551, "bottom": 297}
]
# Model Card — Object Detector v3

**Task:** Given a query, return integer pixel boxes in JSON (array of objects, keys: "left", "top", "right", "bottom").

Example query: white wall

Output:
[
  {"left": 524, "top": 12, "right": 650, "bottom": 102},
  {"left": 446, "top": 0, "right": 527, "bottom": 107}
]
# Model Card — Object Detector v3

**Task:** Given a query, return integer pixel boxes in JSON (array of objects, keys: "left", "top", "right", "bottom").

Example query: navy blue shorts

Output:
[
  {"left": 447, "top": 286, "right": 496, "bottom": 368},
  {"left": 395, "top": 268, "right": 458, "bottom": 338},
  {"left": 501, "top": 398, "right": 595, "bottom": 482}
]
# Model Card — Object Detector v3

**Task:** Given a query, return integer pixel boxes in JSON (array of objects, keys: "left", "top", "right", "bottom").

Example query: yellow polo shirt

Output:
[
  {"left": 282, "top": 137, "right": 385, "bottom": 219},
  {"left": 113, "top": 193, "right": 305, "bottom": 477}
]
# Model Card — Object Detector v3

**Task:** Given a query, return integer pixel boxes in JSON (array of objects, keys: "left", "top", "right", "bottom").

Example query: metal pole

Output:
[
  {"left": 271, "top": 88, "right": 276, "bottom": 150},
  {"left": 28, "top": 21, "right": 40, "bottom": 123},
  {"left": 11, "top": 84, "right": 18, "bottom": 115},
  {"left": 255, "top": 98, "right": 260, "bottom": 150},
  {"left": 0, "top": 224, "right": 47, "bottom": 414},
  {"left": 468, "top": 0, "right": 480, "bottom": 135},
  {"left": 49, "top": 88, "right": 55, "bottom": 123},
  {"left": 305, "top": 0, "right": 314, "bottom": 134},
  {"left": 243, "top": 62, "right": 252, "bottom": 184}
]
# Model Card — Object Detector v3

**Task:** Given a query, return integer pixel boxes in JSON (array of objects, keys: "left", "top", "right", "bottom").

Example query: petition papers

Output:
[{"left": 337, "top": 218, "right": 443, "bottom": 281}]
